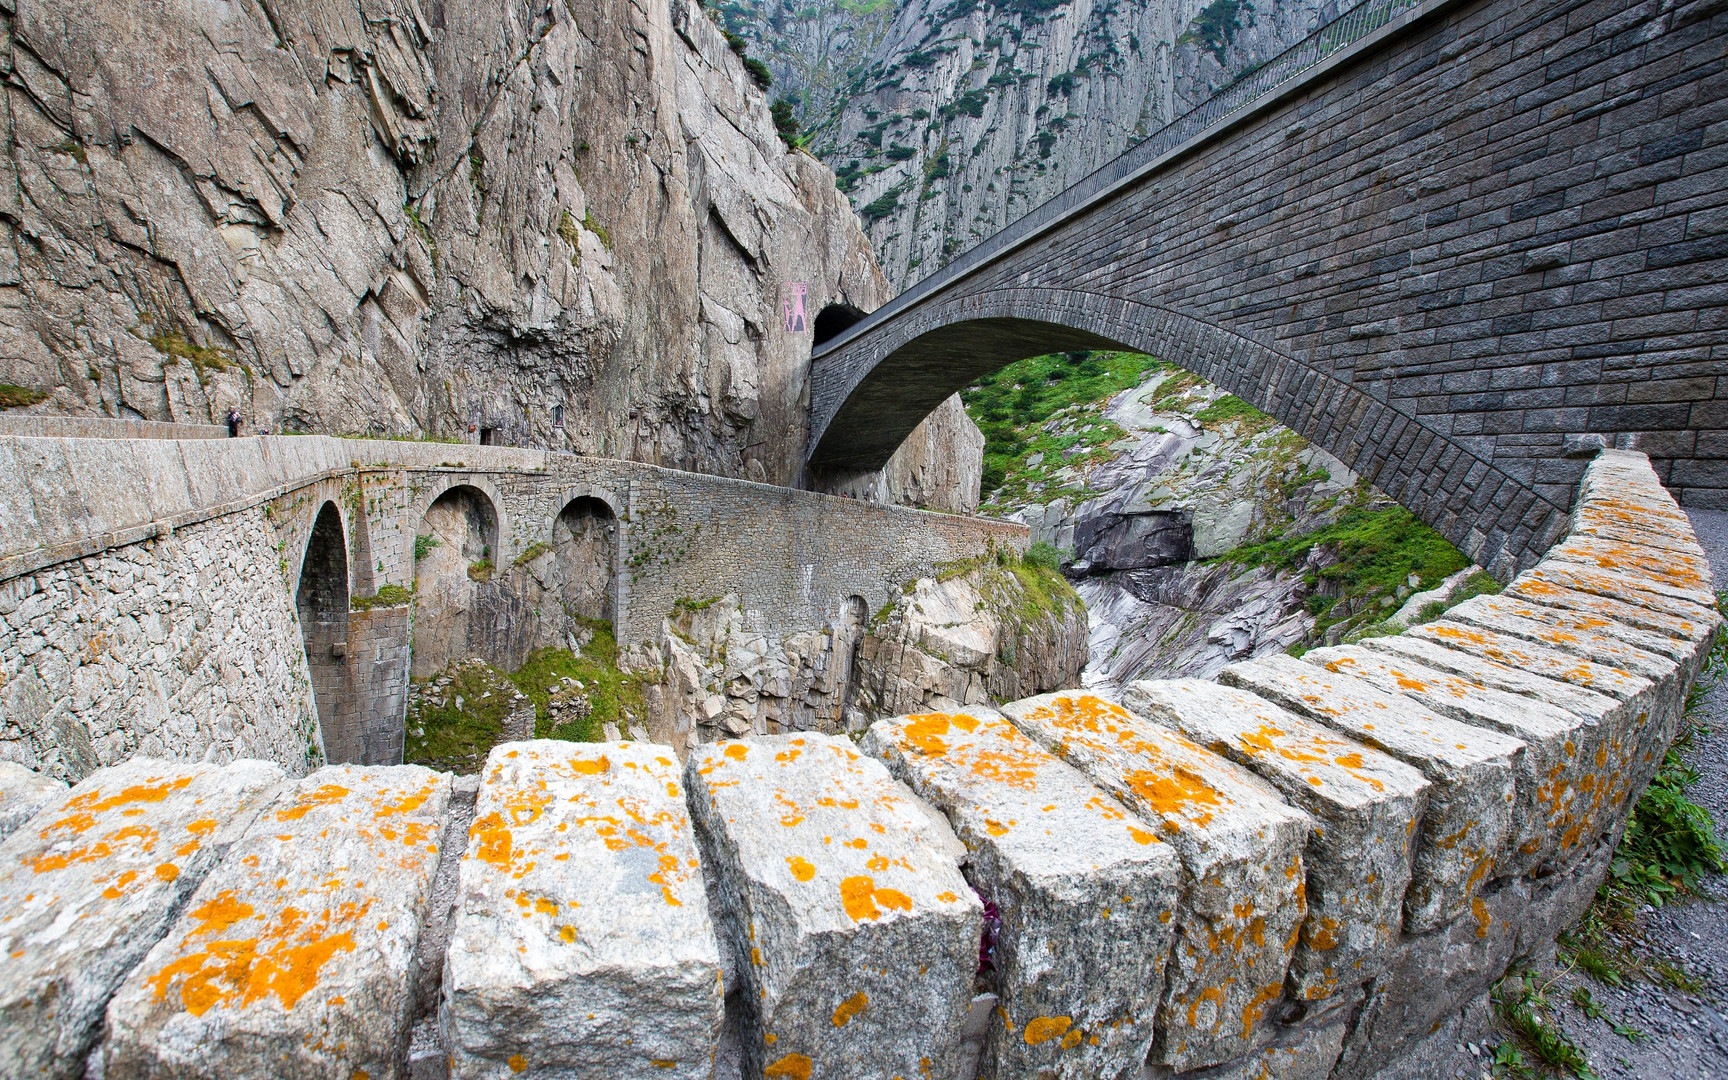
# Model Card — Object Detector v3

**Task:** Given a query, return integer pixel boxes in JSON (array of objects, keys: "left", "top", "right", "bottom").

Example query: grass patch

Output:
[
  {"left": 1226, "top": 491, "right": 1472, "bottom": 642},
  {"left": 515, "top": 621, "right": 653, "bottom": 741},
  {"left": 414, "top": 534, "right": 441, "bottom": 561},
  {"left": 514, "top": 541, "right": 552, "bottom": 566},
  {"left": 1492, "top": 971, "right": 1598, "bottom": 1079},
  {"left": 0, "top": 383, "right": 47, "bottom": 409},
  {"left": 1193, "top": 393, "right": 1275, "bottom": 434},
  {"left": 467, "top": 558, "right": 495, "bottom": 581},
  {"left": 139, "top": 320, "right": 240, "bottom": 382},
  {"left": 404, "top": 660, "right": 525, "bottom": 774},
  {"left": 351, "top": 583, "right": 414, "bottom": 610},
  {"left": 960, "top": 350, "right": 1163, "bottom": 507},
  {"left": 405, "top": 621, "right": 654, "bottom": 770}
]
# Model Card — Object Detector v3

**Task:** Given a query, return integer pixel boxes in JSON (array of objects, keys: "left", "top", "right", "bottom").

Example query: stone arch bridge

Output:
[
  {"left": 808, "top": 0, "right": 1728, "bottom": 576},
  {"left": 0, "top": 432, "right": 1021, "bottom": 775}
]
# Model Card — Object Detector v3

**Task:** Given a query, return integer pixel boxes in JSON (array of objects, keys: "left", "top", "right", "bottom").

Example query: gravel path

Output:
[{"left": 1529, "top": 507, "right": 1728, "bottom": 1079}]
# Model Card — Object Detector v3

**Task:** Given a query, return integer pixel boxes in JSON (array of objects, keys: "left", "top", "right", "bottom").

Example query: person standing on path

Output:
[{"left": 226, "top": 407, "right": 241, "bottom": 438}]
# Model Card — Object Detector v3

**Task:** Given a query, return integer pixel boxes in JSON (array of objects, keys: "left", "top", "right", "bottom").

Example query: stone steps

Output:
[{"left": 0, "top": 447, "right": 1714, "bottom": 1080}]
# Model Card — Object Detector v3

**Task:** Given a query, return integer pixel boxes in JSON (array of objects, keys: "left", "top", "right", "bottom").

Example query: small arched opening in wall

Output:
[
  {"left": 296, "top": 502, "right": 352, "bottom": 762},
  {"left": 413, "top": 484, "right": 502, "bottom": 678},
  {"left": 812, "top": 303, "right": 867, "bottom": 347},
  {"left": 554, "top": 495, "right": 619, "bottom": 623}
]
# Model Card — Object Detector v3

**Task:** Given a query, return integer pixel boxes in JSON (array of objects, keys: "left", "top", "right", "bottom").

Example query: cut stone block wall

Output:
[{"left": 0, "top": 451, "right": 1711, "bottom": 1080}]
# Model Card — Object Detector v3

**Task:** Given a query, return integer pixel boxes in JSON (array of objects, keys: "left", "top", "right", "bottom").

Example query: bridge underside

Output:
[
  {"left": 806, "top": 0, "right": 1728, "bottom": 576},
  {"left": 808, "top": 317, "right": 1120, "bottom": 471}
]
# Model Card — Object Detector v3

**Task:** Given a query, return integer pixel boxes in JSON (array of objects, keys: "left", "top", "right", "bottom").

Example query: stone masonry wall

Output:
[
  {"left": 0, "top": 506, "right": 321, "bottom": 781},
  {"left": 0, "top": 448, "right": 1710, "bottom": 1080}
]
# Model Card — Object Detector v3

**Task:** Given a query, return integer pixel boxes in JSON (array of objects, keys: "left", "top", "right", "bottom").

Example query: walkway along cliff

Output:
[{"left": 0, "top": 444, "right": 1717, "bottom": 1078}]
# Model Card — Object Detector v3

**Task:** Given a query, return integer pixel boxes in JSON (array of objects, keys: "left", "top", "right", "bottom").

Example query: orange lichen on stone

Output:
[
  {"left": 764, "top": 1053, "right": 814, "bottom": 1079},
  {"left": 275, "top": 784, "right": 350, "bottom": 821},
  {"left": 839, "top": 875, "right": 912, "bottom": 922},
  {"left": 831, "top": 991, "right": 868, "bottom": 1026},
  {"left": 145, "top": 895, "right": 371, "bottom": 1015},
  {"left": 1022, "top": 1015, "right": 1073, "bottom": 1046}
]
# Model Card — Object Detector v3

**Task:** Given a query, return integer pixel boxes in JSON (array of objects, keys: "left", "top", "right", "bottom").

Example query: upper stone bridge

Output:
[{"left": 808, "top": 0, "right": 1728, "bottom": 576}]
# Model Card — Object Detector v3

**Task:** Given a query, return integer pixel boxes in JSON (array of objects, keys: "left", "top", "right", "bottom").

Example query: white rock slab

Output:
[
  {"left": 0, "top": 757, "right": 284, "bottom": 1079},
  {"left": 1219, "top": 655, "right": 1520, "bottom": 926},
  {"left": 103, "top": 764, "right": 452, "bottom": 1079},
  {"left": 1359, "top": 634, "right": 1662, "bottom": 867},
  {"left": 998, "top": 691, "right": 1310, "bottom": 1072},
  {"left": 862, "top": 708, "right": 1183, "bottom": 1080},
  {"left": 1123, "top": 679, "right": 1426, "bottom": 999},
  {"left": 441, "top": 740, "right": 723, "bottom": 1080},
  {"left": 0, "top": 761, "right": 65, "bottom": 840},
  {"left": 685, "top": 733, "right": 980, "bottom": 1080}
]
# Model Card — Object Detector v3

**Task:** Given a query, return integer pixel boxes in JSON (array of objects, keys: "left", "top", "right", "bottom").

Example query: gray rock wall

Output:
[
  {"left": 0, "top": 0, "right": 980, "bottom": 508},
  {"left": 729, "top": 0, "right": 1334, "bottom": 290}
]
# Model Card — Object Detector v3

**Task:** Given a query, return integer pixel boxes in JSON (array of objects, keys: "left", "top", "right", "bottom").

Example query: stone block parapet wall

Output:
[
  {"left": 0, "top": 434, "right": 1025, "bottom": 777},
  {"left": 0, "top": 448, "right": 1712, "bottom": 1079}
]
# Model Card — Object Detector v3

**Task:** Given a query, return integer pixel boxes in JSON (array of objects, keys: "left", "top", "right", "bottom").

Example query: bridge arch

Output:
[
  {"left": 551, "top": 489, "right": 622, "bottom": 624},
  {"left": 295, "top": 501, "right": 349, "bottom": 762},
  {"left": 808, "top": 290, "right": 1566, "bottom": 578}
]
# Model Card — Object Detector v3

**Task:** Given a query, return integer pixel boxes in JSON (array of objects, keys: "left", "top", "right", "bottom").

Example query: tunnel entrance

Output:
[
  {"left": 555, "top": 496, "right": 617, "bottom": 622},
  {"left": 296, "top": 502, "right": 352, "bottom": 762},
  {"left": 812, "top": 303, "right": 867, "bottom": 347}
]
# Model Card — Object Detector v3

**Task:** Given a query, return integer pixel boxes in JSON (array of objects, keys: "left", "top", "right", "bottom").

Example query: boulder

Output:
[
  {"left": 0, "top": 762, "right": 65, "bottom": 840},
  {"left": 997, "top": 692, "right": 1309, "bottom": 1072},
  {"left": 1068, "top": 510, "right": 1192, "bottom": 574},
  {"left": 0, "top": 758, "right": 284, "bottom": 1079},
  {"left": 103, "top": 765, "right": 453, "bottom": 1080},
  {"left": 1122, "top": 679, "right": 1426, "bottom": 999},
  {"left": 440, "top": 741, "right": 723, "bottom": 1080},
  {"left": 862, "top": 709, "right": 1183, "bottom": 1080},
  {"left": 684, "top": 733, "right": 979, "bottom": 1080}
]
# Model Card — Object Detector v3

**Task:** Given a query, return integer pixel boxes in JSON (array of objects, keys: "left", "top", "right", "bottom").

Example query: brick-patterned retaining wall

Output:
[
  {"left": 811, "top": 0, "right": 1728, "bottom": 578},
  {"left": 0, "top": 448, "right": 1712, "bottom": 1079}
]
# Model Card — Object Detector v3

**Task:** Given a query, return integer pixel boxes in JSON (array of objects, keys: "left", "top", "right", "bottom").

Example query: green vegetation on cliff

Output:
[
  {"left": 961, "top": 350, "right": 1162, "bottom": 504},
  {"left": 405, "top": 618, "right": 654, "bottom": 773}
]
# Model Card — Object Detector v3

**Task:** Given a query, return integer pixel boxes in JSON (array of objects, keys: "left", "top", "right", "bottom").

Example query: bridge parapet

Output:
[{"left": 0, "top": 449, "right": 1714, "bottom": 1079}]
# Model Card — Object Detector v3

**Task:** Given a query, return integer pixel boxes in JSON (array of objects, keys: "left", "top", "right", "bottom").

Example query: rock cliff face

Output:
[
  {"left": 632, "top": 553, "right": 1085, "bottom": 755},
  {"left": 725, "top": 0, "right": 1338, "bottom": 287},
  {"left": 0, "top": 0, "right": 979, "bottom": 496}
]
